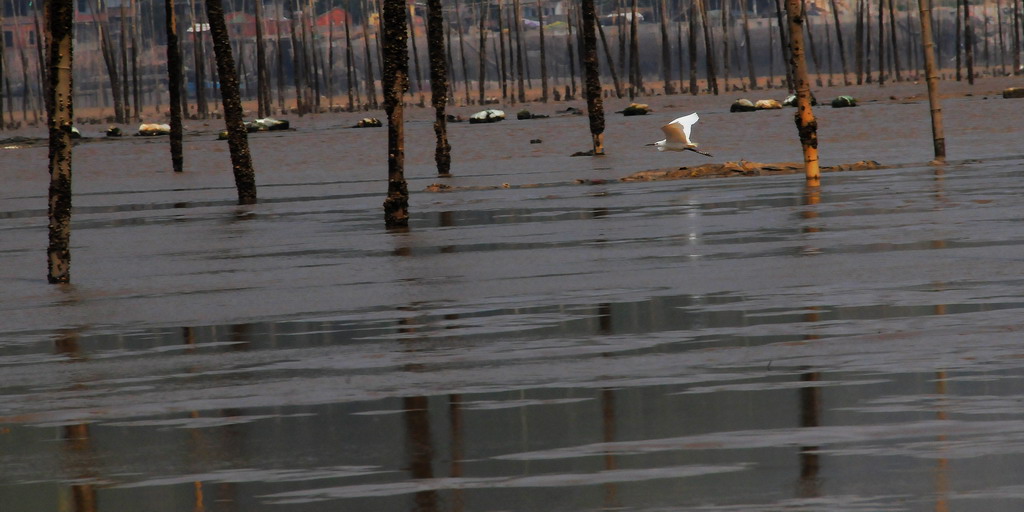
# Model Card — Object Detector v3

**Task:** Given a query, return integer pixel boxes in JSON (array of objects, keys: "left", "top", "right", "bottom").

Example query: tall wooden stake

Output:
[
  {"left": 786, "top": 0, "right": 821, "bottom": 185},
  {"left": 580, "top": 0, "right": 604, "bottom": 154},
  {"left": 206, "top": 0, "right": 257, "bottom": 204},
  {"left": 382, "top": 0, "right": 409, "bottom": 227},
  {"left": 918, "top": 0, "right": 945, "bottom": 162},
  {"left": 165, "top": 0, "right": 184, "bottom": 172},
  {"left": 426, "top": 0, "right": 450, "bottom": 176},
  {"left": 46, "top": 0, "right": 75, "bottom": 284}
]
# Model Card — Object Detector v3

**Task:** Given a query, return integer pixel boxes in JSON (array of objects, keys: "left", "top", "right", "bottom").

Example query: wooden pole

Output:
[
  {"left": 165, "top": 0, "right": 184, "bottom": 172},
  {"left": 918, "top": 0, "right": 945, "bottom": 162},
  {"left": 206, "top": 0, "right": 258, "bottom": 204},
  {"left": 581, "top": 0, "right": 605, "bottom": 154},
  {"left": 426, "top": 0, "right": 450, "bottom": 176},
  {"left": 785, "top": 0, "right": 821, "bottom": 185},
  {"left": 538, "top": 0, "right": 549, "bottom": 102},
  {"left": 46, "top": 0, "right": 75, "bottom": 284},
  {"left": 381, "top": 0, "right": 410, "bottom": 228}
]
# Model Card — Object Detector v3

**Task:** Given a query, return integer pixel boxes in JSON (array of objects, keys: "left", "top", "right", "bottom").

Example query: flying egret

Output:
[{"left": 648, "top": 113, "right": 713, "bottom": 157}]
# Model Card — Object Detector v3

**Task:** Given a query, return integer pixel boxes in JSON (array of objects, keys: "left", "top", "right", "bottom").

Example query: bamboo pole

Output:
[
  {"left": 206, "top": 0, "right": 258, "bottom": 204},
  {"left": 887, "top": 0, "right": 902, "bottom": 81},
  {"left": 698, "top": 0, "right": 718, "bottom": 94},
  {"left": 46, "top": 0, "right": 75, "bottom": 284},
  {"left": 629, "top": 0, "right": 642, "bottom": 96},
  {"left": 581, "top": 0, "right": 605, "bottom": 154},
  {"left": 918, "top": 0, "right": 945, "bottom": 162},
  {"left": 785, "top": 0, "right": 821, "bottom": 185},
  {"left": 381, "top": 0, "right": 409, "bottom": 228},
  {"left": 774, "top": 0, "right": 795, "bottom": 90}
]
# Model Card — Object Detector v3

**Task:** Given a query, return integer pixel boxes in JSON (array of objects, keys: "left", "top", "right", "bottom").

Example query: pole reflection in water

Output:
[
  {"left": 800, "top": 185, "right": 822, "bottom": 257},
  {"left": 63, "top": 424, "right": 98, "bottom": 512},
  {"left": 598, "top": 302, "right": 620, "bottom": 508},
  {"left": 449, "top": 395, "right": 465, "bottom": 512},
  {"left": 404, "top": 396, "right": 438, "bottom": 512},
  {"left": 798, "top": 308, "right": 822, "bottom": 499},
  {"left": 933, "top": 371, "right": 950, "bottom": 512},
  {"left": 55, "top": 329, "right": 99, "bottom": 512}
]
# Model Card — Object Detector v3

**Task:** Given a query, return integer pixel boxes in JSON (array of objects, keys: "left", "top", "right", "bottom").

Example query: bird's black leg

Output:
[{"left": 685, "top": 147, "right": 713, "bottom": 157}]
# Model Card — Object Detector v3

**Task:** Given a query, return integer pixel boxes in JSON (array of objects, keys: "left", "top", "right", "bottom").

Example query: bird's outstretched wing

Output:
[{"left": 661, "top": 113, "right": 700, "bottom": 146}]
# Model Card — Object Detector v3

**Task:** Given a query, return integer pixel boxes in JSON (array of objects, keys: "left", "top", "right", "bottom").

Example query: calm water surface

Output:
[{"left": 3, "top": 89, "right": 1024, "bottom": 511}]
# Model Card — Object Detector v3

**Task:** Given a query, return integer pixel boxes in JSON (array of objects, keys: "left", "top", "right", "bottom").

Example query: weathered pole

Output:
[
  {"left": 580, "top": 0, "right": 605, "bottom": 155},
  {"left": 688, "top": 0, "right": 698, "bottom": 94},
  {"left": 0, "top": 4, "right": 5, "bottom": 129},
  {"left": 698, "top": 0, "right": 719, "bottom": 94},
  {"left": 512, "top": 0, "right": 526, "bottom": 102},
  {"left": 538, "top": 0, "right": 549, "bottom": 102},
  {"left": 205, "top": 0, "right": 258, "bottom": 204},
  {"left": 478, "top": 0, "right": 488, "bottom": 103},
  {"left": 774, "top": 0, "right": 795, "bottom": 91},
  {"left": 453, "top": 0, "right": 470, "bottom": 105},
  {"left": 629, "top": 0, "right": 642, "bottom": 97},
  {"left": 963, "top": 0, "right": 975, "bottom": 84},
  {"left": 742, "top": 0, "right": 758, "bottom": 88},
  {"left": 785, "top": 0, "right": 821, "bottom": 185},
  {"left": 382, "top": 0, "right": 410, "bottom": 228},
  {"left": 659, "top": 0, "right": 674, "bottom": 94},
  {"left": 254, "top": 0, "right": 271, "bottom": 117},
  {"left": 165, "top": 0, "right": 184, "bottom": 173},
  {"left": 829, "top": 0, "right": 851, "bottom": 84},
  {"left": 887, "top": 0, "right": 902, "bottom": 81},
  {"left": 426, "top": 0, "right": 450, "bottom": 176},
  {"left": 917, "top": 0, "right": 945, "bottom": 162},
  {"left": 46, "top": 0, "right": 75, "bottom": 283},
  {"left": 597, "top": 12, "right": 624, "bottom": 97}
]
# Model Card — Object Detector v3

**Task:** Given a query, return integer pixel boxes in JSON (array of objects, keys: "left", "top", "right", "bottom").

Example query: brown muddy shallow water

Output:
[{"left": 3, "top": 77, "right": 1024, "bottom": 511}]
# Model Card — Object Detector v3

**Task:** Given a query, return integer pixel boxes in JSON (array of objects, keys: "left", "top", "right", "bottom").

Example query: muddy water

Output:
[{"left": 3, "top": 78, "right": 1024, "bottom": 511}]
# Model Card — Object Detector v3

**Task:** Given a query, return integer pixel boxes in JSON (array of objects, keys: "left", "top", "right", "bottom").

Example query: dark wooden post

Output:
[
  {"left": 46, "top": 0, "right": 75, "bottom": 283},
  {"left": 165, "top": 0, "right": 184, "bottom": 173},
  {"left": 382, "top": 0, "right": 410, "bottom": 227},
  {"left": 580, "top": 0, "right": 605, "bottom": 154},
  {"left": 206, "top": 0, "right": 258, "bottom": 204},
  {"left": 426, "top": 0, "right": 450, "bottom": 176}
]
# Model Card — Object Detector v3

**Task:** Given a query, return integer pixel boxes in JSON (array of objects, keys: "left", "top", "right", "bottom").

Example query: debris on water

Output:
[
  {"left": 571, "top": 149, "right": 599, "bottom": 157},
  {"left": 137, "top": 123, "right": 171, "bottom": 136},
  {"left": 1002, "top": 87, "right": 1024, "bottom": 99},
  {"left": 621, "top": 160, "right": 883, "bottom": 181},
  {"left": 783, "top": 93, "right": 818, "bottom": 106},
  {"left": 70, "top": 126, "right": 83, "bottom": 139},
  {"left": 354, "top": 117, "right": 382, "bottom": 128},
  {"left": 425, "top": 183, "right": 453, "bottom": 192},
  {"left": 619, "top": 103, "right": 652, "bottom": 115},
  {"left": 251, "top": 118, "right": 290, "bottom": 131},
  {"left": 446, "top": 114, "right": 465, "bottom": 123},
  {"left": 105, "top": 126, "right": 123, "bottom": 137},
  {"left": 530, "top": 138, "right": 543, "bottom": 144},
  {"left": 517, "top": 109, "right": 550, "bottom": 120},
  {"left": 730, "top": 99, "right": 757, "bottom": 112},
  {"left": 754, "top": 99, "right": 783, "bottom": 110},
  {"left": 557, "top": 106, "right": 584, "bottom": 116},
  {"left": 831, "top": 95, "right": 858, "bottom": 108},
  {"left": 469, "top": 109, "right": 506, "bottom": 124}
]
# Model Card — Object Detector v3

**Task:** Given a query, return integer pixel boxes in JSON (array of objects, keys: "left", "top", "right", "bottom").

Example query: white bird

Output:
[{"left": 648, "top": 112, "right": 712, "bottom": 157}]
